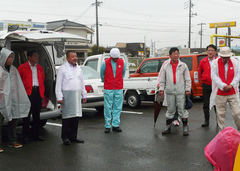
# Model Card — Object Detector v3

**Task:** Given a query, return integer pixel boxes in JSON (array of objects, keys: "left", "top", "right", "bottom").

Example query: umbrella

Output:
[{"left": 154, "top": 92, "right": 164, "bottom": 127}]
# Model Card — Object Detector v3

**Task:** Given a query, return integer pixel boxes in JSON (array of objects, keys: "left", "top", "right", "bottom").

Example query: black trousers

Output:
[
  {"left": 61, "top": 117, "right": 79, "bottom": 141},
  {"left": 22, "top": 87, "right": 42, "bottom": 138},
  {"left": 202, "top": 83, "right": 212, "bottom": 115}
]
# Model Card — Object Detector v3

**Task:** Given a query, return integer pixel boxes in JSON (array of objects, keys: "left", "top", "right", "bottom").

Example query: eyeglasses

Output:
[{"left": 207, "top": 50, "right": 215, "bottom": 52}]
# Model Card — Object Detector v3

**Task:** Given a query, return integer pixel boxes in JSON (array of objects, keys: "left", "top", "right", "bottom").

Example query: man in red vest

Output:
[
  {"left": 18, "top": 50, "right": 45, "bottom": 142},
  {"left": 100, "top": 48, "right": 126, "bottom": 133},
  {"left": 211, "top": 47, "right": 240, "bottom": 132},
  {"left": 198, "top": 44, "right": 217, "bottom": 127}
]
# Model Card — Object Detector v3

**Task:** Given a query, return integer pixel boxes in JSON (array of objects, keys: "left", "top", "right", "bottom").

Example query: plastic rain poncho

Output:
[{"left": 0, "top": 48, "right": 30, "bottom": 122}]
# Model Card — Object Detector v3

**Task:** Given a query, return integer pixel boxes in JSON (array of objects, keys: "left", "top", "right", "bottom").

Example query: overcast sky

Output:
[{"left": 1, "top": 0, "right": 240, "bottom": 49}]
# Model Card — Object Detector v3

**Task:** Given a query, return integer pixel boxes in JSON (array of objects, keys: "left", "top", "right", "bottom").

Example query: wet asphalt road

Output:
[{"left": 0, "top": 98, "right": 237, "bottom": 171}]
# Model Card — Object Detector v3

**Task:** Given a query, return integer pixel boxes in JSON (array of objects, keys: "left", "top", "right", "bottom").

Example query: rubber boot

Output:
[
  {"left": 182, "top": 118, "right": 189, "bottom": 136},
  {"left": 201, "top": 114, "right": 209, "bottom": 127},
  {"left": 162, "top": 119, "right": 173, "bottom": 134}
]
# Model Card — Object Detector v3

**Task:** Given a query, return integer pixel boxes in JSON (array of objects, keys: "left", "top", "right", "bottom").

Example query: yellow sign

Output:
[{"left": 210, "top": 21, "right": 236, "bottom": 28}]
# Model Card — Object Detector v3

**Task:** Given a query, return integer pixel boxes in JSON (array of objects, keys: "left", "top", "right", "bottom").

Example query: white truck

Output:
[{"left": 83, "top": 53, "right": 158, "bottom": 108}]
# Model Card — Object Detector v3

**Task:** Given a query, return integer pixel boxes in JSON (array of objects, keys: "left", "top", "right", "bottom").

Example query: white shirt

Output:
[
  {"left": 208, "top": 57, "right": 213, "bottom": 69},
  {"left": 55, "top": 61, "right": 87, "bottom": 101},
  {"left": 28, "top": 61, "right": 39, "bottom": 86}
]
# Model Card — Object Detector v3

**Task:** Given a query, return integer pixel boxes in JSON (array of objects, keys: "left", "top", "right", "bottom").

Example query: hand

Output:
[
  {"left": 159, "top": 91, "right": 164, "bottom": 97},
  {"left": 57, "top": 100, "right": 63, "bottom": 104},
  {"left": 223, "top": 85, "right": 233, "bottom": 92},
  {"left": 185, "top": 91, "right": 191, "bottom": 96},
  {"left": 82, "top": 98, "right": 87, "bottom": 103}
]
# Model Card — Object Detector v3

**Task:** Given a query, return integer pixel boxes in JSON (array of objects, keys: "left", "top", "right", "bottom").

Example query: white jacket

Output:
[
  {"left": 210, "top": 57, "right": 240, "bottom": 110},
  {"left": 159, "top": 59, "right": 191, "bottom": 95}
]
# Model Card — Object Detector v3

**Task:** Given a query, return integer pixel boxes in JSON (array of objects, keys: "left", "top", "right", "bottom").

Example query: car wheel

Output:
[
  {"left": 126, "top": 92, "right": 141, "bottom": 108},
  {"left": 95, "top": 106, "right": 104, "bottom": 113},
  {"left": 40, "top": 119, "right": 47, "bottom": 127}
]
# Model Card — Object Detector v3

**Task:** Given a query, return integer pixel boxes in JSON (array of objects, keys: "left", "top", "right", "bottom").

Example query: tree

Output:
[{"left": 90, "top": 45, "right": 106, "bottom": 55}]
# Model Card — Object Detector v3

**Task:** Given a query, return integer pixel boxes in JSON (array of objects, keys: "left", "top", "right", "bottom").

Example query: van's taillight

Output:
[
  {"left": 194, "top": 71, "right": 199, "bottom": 83},
  {"left": 85, "top": 85, "right": 94, "bottom": 93}
]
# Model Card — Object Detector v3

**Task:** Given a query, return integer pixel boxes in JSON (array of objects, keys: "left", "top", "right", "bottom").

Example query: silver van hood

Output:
[{"left": 0, "top": 30, "right": 88, "bottom": 42}]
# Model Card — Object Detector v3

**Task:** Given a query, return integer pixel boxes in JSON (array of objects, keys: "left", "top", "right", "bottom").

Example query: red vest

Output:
[
  {"left": 104, "top": 58, "right": 124, "bottom": 90},
  {"left": 18, "top": 62, "right": 45, "bottom": 98},
  {"left": 217, "top": 59, "right": 235, "bottom": 96}
]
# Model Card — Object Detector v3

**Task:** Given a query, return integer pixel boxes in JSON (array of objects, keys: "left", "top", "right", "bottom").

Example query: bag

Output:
[
  {"left": 185, "top": 96, "right": 193, "bottom": 109},
  {"left": 42, "top": 96, "right": 49, "bottom": 108}
]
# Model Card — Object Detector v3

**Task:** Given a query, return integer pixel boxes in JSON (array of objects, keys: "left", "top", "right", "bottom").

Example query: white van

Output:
[{"left": 0, "top": 30, "right": 87, "bottom": 126}]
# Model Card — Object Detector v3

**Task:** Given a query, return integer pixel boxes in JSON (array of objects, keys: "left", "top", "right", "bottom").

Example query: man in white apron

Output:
[{"left": 56, "top": 50, "right": 87, "bottom": 145}]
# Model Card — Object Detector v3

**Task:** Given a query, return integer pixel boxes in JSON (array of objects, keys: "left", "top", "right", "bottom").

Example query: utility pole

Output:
[
  {"left": 198, "top": 23, "right": 206, "bottom": 52},
  {"left": 187, "top": 0, "right": 197, "bottom": 48},
  {"left": 94, "top": 0, "right": 102, "bottom": 54}
]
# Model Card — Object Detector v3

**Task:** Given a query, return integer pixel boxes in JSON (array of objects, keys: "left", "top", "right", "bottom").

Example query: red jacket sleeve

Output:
[{"left": 198, "top": 60, "right": 203, "bottom": 83}]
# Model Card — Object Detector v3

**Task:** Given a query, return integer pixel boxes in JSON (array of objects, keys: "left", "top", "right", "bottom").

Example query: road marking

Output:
[
  {"left": 83, "top": 108, "right": 143, "bottom": 115},
  {"left": 82, "top": 108, "right": 96, "bottom": 110},
  {"left": 46, "top": 122, "right": 62, "bottom": 127},
  {"left": 121, "top": 111, "right": 143, "bottom": 115}
]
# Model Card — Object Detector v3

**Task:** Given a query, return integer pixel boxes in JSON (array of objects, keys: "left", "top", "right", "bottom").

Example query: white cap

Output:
[
  {"left": 110, "top": 48, "right": 120, "bottom": 58},
  {"left": 219, "top": 46, "right": 233, "bottom": 57}
]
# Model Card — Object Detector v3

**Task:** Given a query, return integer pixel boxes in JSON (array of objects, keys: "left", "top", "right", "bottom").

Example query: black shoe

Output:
[
  {"left": 71, "top": 139, "right": 84, "bottom": 143},
  {"left": 201, "top": 121, "right": 209, "bottom": 127},
  {"left": 34, "top": 136, "right": 45, "bottom": 141},
  {"left": 63, "top": 139, "right": 71, "bottom": 145},
  {"left": 112, "top": 127, "right": 122, "bottom": 132},
  {"left": 104, "top": 128, "right": 110, "bottom": 133}
]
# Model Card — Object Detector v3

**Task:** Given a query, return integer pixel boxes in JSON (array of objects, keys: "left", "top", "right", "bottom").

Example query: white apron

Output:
[{"left": 61, "top": 89, "right": 82, "bottom": 119}]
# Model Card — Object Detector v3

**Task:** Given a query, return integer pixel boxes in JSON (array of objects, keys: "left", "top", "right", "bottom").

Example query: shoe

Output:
[
  {"left": 162, "top": 126, "right": 171, "bottom": 134},
  {"left": 183, "top": 125, "right": 189, "bottom": 136},
  {"left": 173, "top": 120, "right": 180, "bottom": 126},
  {"left": 112, "top": 127, "right": 122, "bottom": 132},
  {"left": 63, "top": 139, "right": 71, "bottom": 145},
  {"left": 162, "top": 123, "right": 172, "bottom": 134},
  {"left": 201, "top": 121, "right": 209, "bottom": 127},
  {"left": 8, "top": 143, "right": 22, "bottom": 148},
  {"left": 34, "top": 136, "right": 45, "bottom": 141},
  {"left": 71, "top": 139, "right": 84, "bottom": 143},
  {"left": 0, "top": 148, "right": 3, "bottom": 153},
  {"left": 104, "top": 128, "right": 110, "bottom": 133}
]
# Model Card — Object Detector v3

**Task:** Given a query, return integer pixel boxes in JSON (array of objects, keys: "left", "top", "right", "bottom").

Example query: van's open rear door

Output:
[{"left": 0, "top": 30, "right": 88, "bottom": 42}]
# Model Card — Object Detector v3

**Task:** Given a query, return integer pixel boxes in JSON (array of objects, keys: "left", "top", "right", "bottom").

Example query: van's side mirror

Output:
[{"left": 136, "top": 68, "right": 139, "bottom": 73}]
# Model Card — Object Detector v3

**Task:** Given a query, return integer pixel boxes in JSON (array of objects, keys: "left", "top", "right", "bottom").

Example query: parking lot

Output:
[{"left": 0, "top": 98, "right": 237, "bottom": 171}]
